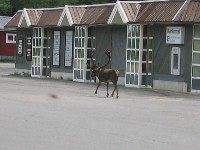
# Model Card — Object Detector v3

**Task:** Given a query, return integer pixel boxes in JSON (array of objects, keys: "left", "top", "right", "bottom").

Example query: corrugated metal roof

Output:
[
  {"left": 135, "top": 1, "right": 184, "bottom": 23},
  {"left": 69, "top": 6, "right": 86, "bottom": 24},
  {"left": 27, "top": 9, "right": 43, "bottom": 25},
  {"left": 178, "top": 0, "right": 200, "bottom": 22},
  {"left": 0, "top": 16, "right": 12, "bottom": 29},
  {"left": 5, "top": 0, "right": 200, "bottom": 27},
  {"left": 80, "top": 5, "right": 114, "bottom": 25},
  {"left": 5, "top": 11, "right": 22, "bottom": 27},
  {"left": 121, "top": 2, "right": 140, "bottom": 22},
  {"left": 37, "top": 9, "right": 63, "bottom": 26}
]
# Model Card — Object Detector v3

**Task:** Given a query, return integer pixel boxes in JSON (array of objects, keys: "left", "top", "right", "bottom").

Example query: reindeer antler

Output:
[
  {"left": 98, "top": 49, "right": 111, "bottom": 69},
  {"left": 87, "top": 49, "right": 97, "bottom": 69}
]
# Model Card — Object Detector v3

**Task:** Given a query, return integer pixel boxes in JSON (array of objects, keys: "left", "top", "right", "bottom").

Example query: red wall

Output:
[{"left": 0, "top": 31, "right": 16, "bottom": 56}]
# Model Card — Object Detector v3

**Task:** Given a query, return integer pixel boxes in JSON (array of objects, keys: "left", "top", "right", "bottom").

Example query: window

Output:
[
  {"left": 6, "top": 33, "right": 16, "bottom": 43},
  {"left": 192, "top": 24, "right": 200, "bottom": 90},
  {"left": 171, "top": 47, "right": 180, "bottom": 75},
  {"left": 126, "top": 25, "right": 141, "bottom": 87}
]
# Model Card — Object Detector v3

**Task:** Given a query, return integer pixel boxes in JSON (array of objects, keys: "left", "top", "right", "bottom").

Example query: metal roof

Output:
[
  {"left": 120, "top": 2, "right": 140, "bottom": 22},
  {"left": 120, "top": 1, "right": 184, "bottom": 23},
  {"left": 5, "top": 0, "right": 200, "bottom": 28},
  {"left": 37, "top": 9, "right": 63, "bottom": 26},
  {"left": 79, "top": 5, "right": 114, "bottom": 25},
  {"left": 5, "top": 11, "right": 22, "bottom": 28},
  {"left": 135, "top": 1, "right": 184, "bottom": 23},
  {"left": 26, "top": 9, "right": 43, "bottom": 26},
  {"left": 178, "top": 0, "right": 200, "bottom": 22},
  {"left": 0, "top": 16, "right": 12, "bottom": 29},
  {"left": 68, "top": 6, "right": 86, "bottom": 24}
]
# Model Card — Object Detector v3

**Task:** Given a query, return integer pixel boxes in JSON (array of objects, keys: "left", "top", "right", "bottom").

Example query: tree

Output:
[
  {"left": 0, "top": 0, "right": 12, "bottom": 16},
  {"left": 6, "top": 0, "right": 119, "bottom": 16}
]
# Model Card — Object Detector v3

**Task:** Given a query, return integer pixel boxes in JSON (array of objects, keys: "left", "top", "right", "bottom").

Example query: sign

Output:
[
  {"left": 65, "top": 31, "right": 73, "bottom": 67},
  {"left": 166, "top": 26, "right": 185, "bottom": 44},
  {"left": 53, "top": 31, "right": 60, "bottom": 66},
  {"left": 18, "top": 40, "right": 23, "bottom": 55},
  {"left": 26, "top": 36, "right": 32, "bottom": 61}
]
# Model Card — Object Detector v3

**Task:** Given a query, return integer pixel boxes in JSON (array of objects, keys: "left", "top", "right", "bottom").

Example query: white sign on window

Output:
[
  {"left": 166, "top": 26, "right": 185, "bottom": 44},
  {"left": 53, "top": 31, "right": 60, "bottom": 66},
  {"left": 65, "top": 31, "right": 73, "bottom": 66}
]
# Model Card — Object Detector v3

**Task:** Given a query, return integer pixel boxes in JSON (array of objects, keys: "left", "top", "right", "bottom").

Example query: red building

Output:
[{"left": 0, "top": 16, "right": 16, "bottom": 61}]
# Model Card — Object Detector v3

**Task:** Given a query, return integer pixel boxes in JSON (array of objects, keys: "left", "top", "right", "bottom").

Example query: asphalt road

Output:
[{"left": 1, "top": 63, "right": 200, "bottom": 150}]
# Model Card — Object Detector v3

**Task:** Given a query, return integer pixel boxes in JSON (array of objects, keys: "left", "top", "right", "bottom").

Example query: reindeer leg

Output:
[
  {"left": 111, "top": 81, "right": 117, "bottom": 97},
  {"left": 106, "top": 82, "right": 109, "bottom": 97},
  {"left": 95, "top": 82, "right": 101, "bottom": 94},
  {"left": 111, "top": 88, "right": 115, "bottom": 97},
  {"left": 115, "top": 85, "right": 119, "bottom": 99}
]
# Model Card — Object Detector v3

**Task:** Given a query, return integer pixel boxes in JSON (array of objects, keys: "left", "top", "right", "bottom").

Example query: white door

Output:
[
  {"left": 73, "top": 26, "right": 87, "bottom": 82},
  {"left": 125, "top": 25, "right": 153, "bottom": 88},
  {"left": 32, "top": 27, "right": 43, "bottom": 77},
  {"left": 125, "top": 25, "right": 141, "bottom": 87}
]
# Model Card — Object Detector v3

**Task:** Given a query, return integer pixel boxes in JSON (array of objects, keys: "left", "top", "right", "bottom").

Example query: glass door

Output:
[
  {"left": 126, "top": 25, "right": 141, "bottom": 87},
  {"left": 32, "top": 27, "right": 50, "bottom": 78},
  {"left": 192, "top": 24, "right": 200, "bottom": 90},
  {"left": 125, "top": 25, "right": 153, "bottom": 88},
  {"left": 86, "top": 27, "right": 96, "bottom": 81},
  {"left": 32, "top": 27, "right": 42, "bottom": 77},
  {"left": 42, "top": 28, "right": 51, "bottom": 77},
  {"left": 141, "top": 25, "right": 153, "bottom": 87},
  {"left": 73, "top": 26, "right": 87, "bottom": 82}
]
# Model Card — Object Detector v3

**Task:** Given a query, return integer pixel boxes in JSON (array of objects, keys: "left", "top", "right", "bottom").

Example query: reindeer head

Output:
[{"left": 87, "top": 49, "right": 111, "bottom": 76}]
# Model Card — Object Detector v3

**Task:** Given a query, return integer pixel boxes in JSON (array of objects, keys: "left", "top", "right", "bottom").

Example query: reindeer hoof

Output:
[
  {"left": 106, "top": 94, "right": 109, "bottom": 97},
  {"left": 116, "top": 96, "right": 119, "bottom": 99},
  {"left": 94, "top": 92, "right": 97, "bottom": 95},
  {"left": 111, "top": 94, "right": 114, "bottom": 97}
]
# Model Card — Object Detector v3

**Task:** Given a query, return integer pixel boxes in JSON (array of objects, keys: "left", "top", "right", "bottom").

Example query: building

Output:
[
  {"left": 0, "top": 16, "right": 16, "bottom": 61},
  {"left": 5, "top": 0, "right": 200, "bottom": 93}
]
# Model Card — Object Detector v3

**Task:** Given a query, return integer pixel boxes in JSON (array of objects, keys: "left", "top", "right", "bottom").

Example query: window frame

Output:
[{"left": 6, "top": 33, "right": 16, "bottom": 43}]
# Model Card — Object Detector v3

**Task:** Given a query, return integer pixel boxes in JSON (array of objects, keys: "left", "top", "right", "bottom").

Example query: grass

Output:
[
  {"left": 0, "top": 58, "right": 15, "bottom": 63},
  {"left": 11, "top": 71, "right": 31, "bottom": 77},
  {"left": 10, "top": 72, "right": 72, "bottom": 81}
]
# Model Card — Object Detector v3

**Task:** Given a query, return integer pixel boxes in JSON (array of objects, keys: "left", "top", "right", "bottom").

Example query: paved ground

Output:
[
  {"left": 0, "top": 63, "right": 15, "bottom": 76},
  {"left": 1, "top": 63, "right": 200, "bottom": 150}
]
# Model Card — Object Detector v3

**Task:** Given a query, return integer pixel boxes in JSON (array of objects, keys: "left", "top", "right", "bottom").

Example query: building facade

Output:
[
  {"left": 5, "top": 0, "right": 200, "bottom": 93},
  {"left": 0, "top": 16, "right": 16, "bottom": 61}
]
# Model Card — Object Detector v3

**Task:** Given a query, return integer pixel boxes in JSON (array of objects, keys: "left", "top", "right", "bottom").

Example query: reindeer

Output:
[{"left": 87, "top": 49, "right": 119, "bottom": 98}]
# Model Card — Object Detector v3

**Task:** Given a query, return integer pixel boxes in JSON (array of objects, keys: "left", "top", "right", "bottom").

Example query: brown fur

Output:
[{"left": 88, "top": 50, "right": 119, "bottom": 98}]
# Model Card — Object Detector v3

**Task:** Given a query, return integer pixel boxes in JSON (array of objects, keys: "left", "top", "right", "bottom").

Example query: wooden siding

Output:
[
  {"left": 15, "top": 28, "right": 32, "bottom": 70},
  {"left": 95, "top": 26, "right": 126, "bottom": 77},
  {"left": 152, "top": 24, "right": 193, "bottom": 92},
  {"left": 0, "top": 31, "right": 16, "bottom": 56}
]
